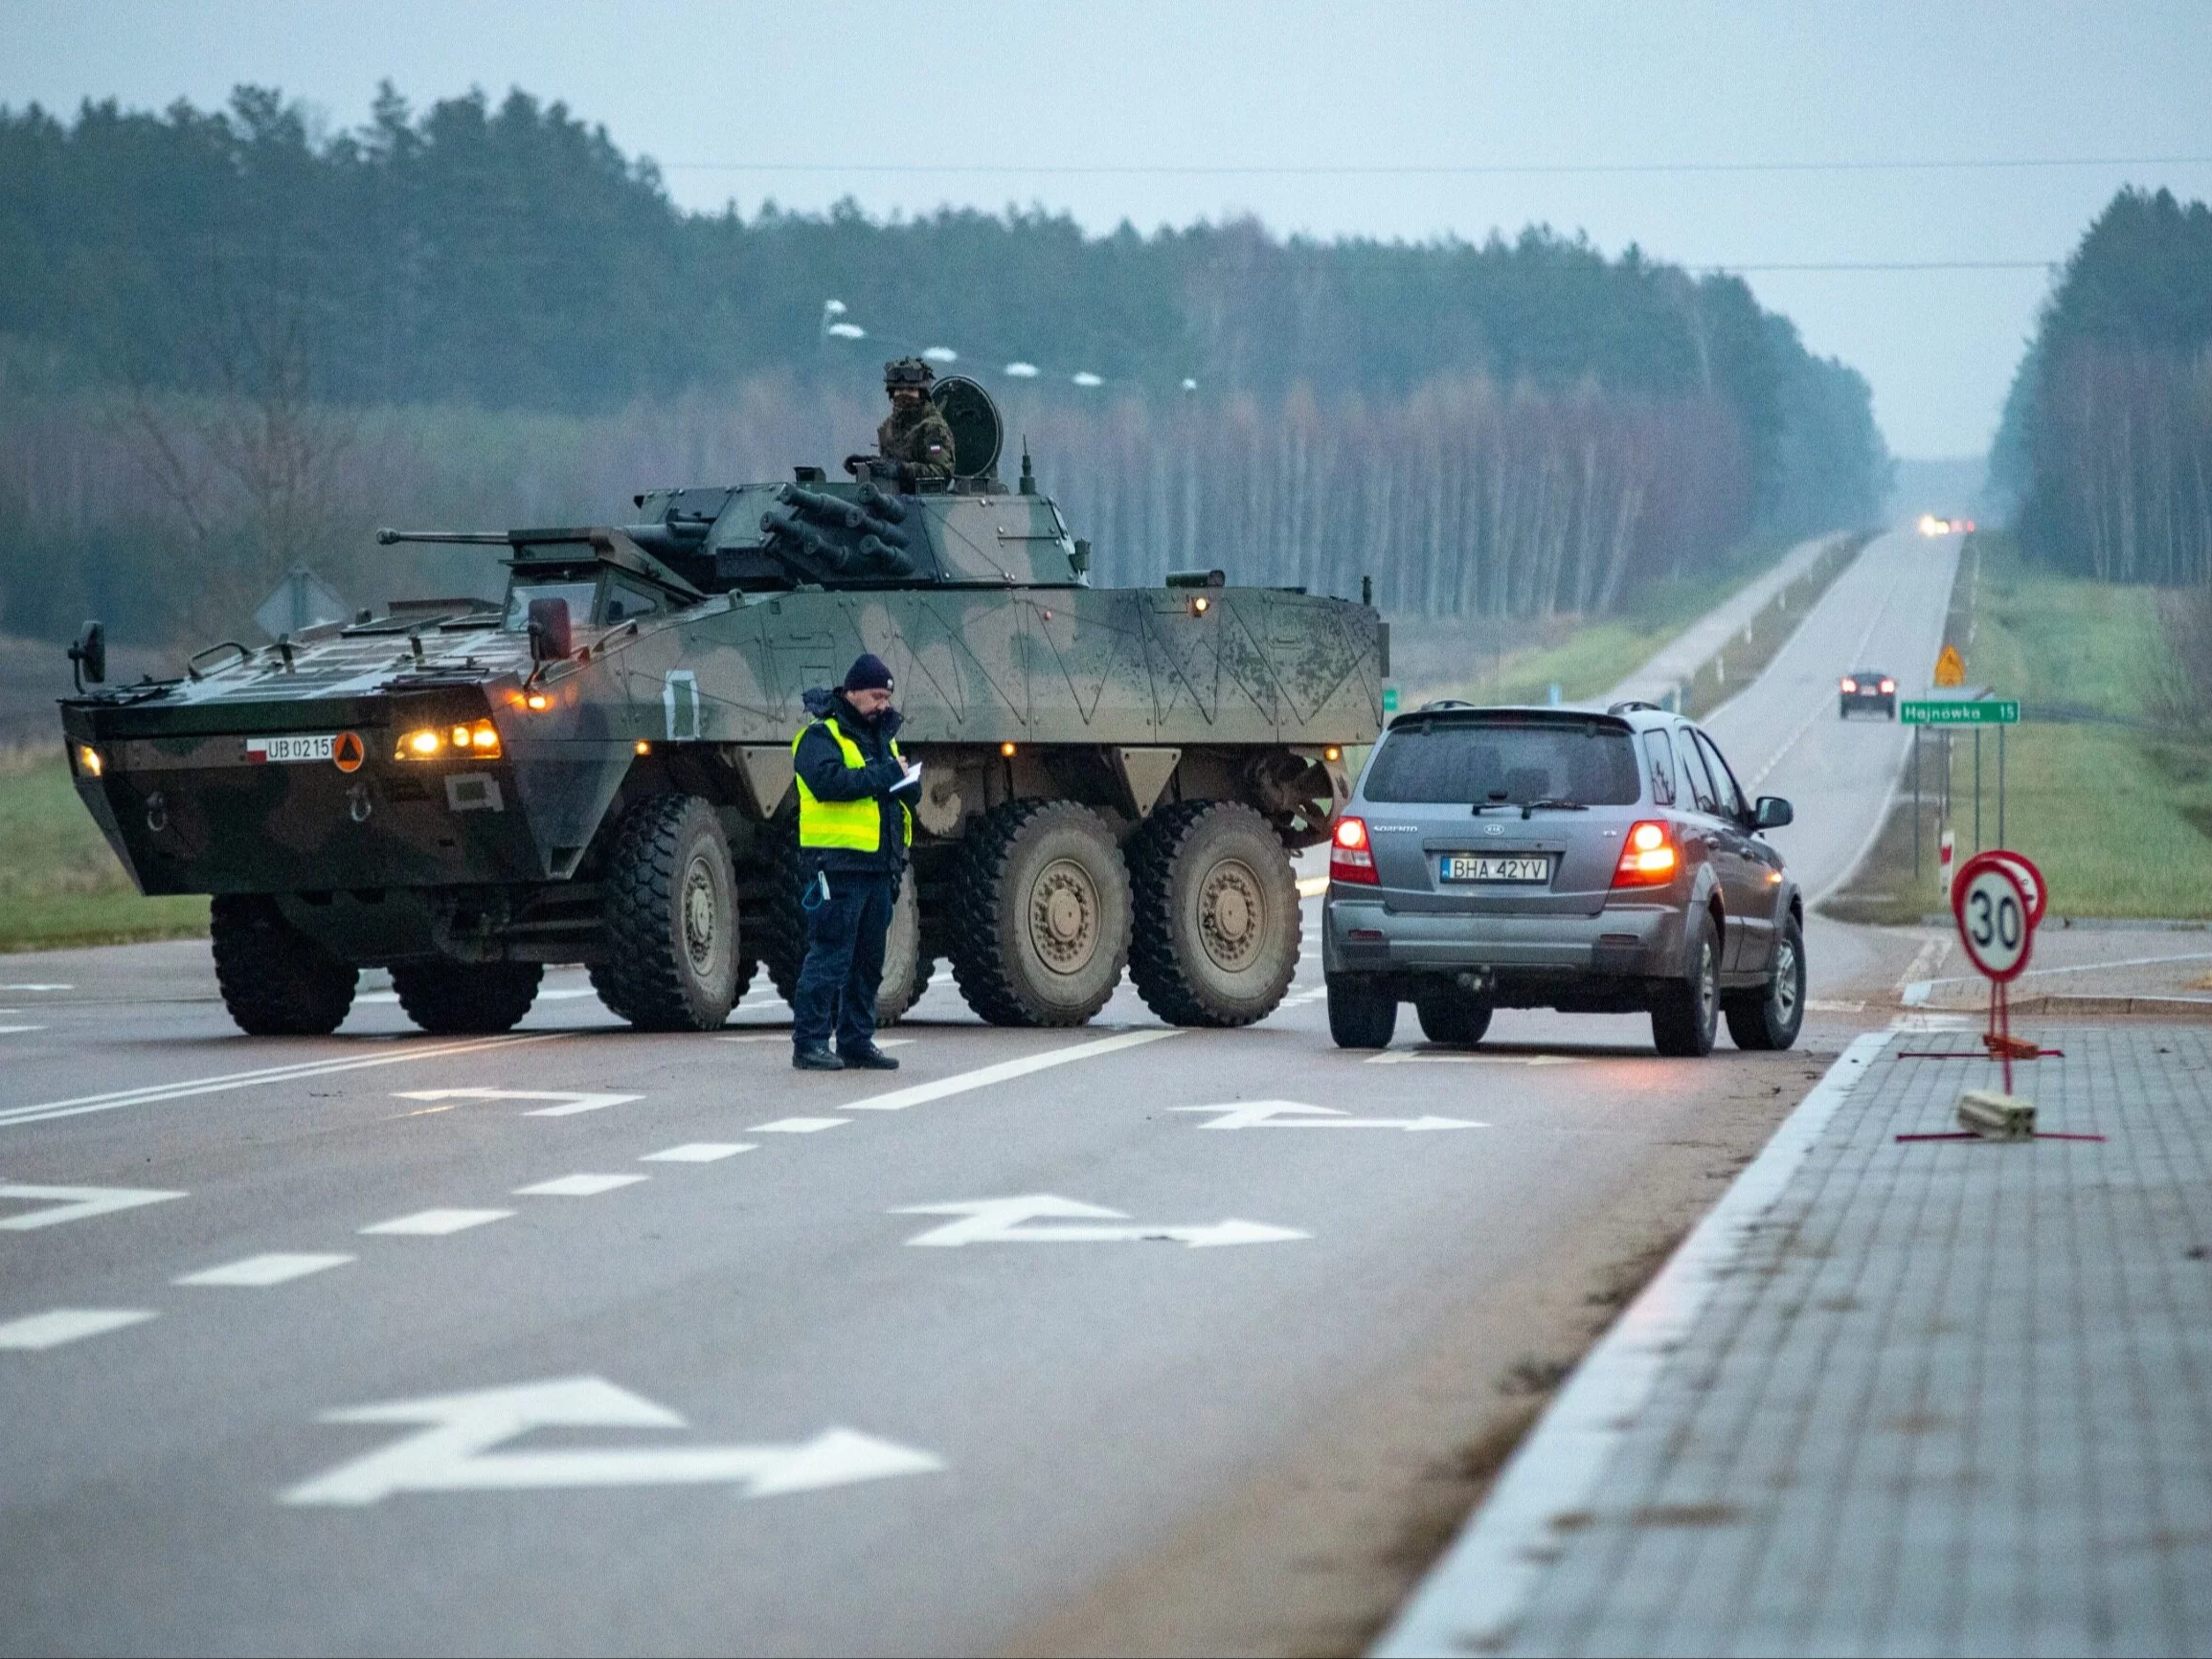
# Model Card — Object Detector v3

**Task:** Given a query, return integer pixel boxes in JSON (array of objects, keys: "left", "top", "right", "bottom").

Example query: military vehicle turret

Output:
[{"left": 57, "top": 378, "right": 1384, "bottom": 1038}]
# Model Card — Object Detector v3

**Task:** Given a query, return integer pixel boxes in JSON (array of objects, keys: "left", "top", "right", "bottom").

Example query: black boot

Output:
[
  {"left": 792, "top": 1044, "right": 845, "bottom": 1071},
  {"left": 839, "top": 1042, "right": 899, "bottom": 1070}
]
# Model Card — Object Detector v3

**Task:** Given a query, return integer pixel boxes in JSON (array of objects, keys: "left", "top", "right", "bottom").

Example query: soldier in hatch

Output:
[{"left": 846, "top": 357, "right": 958, "bottom": 487}]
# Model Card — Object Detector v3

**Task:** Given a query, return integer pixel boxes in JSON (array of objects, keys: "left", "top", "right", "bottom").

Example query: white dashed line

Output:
[
  {"left": 750, "top": 1117, "right": 849, "bottom": 1134},
  {"left": 0, "top": 1033, "right": 564, "bottom": 1131},
  {"left": 174, "top": 1252, "right": 355, "bottom": 1288},
  {"left": 0, "top": 1025, "right": 47, "bottom": 1036},
  {"left": 839, "top": 1028, "right": 1180, "bottom": 1112},
  {"left": 0, "top": 1309, "right": 156, "bottom": 1350},
  {"left": 514, "top": 1174, "right": 649, "bottom": 1197},
  {"left": 359, "top": 1208, "right": 514, "bottom": 1236},
  {"left": 641, "top": 1143, "right": 756, "bottom": 1162}
]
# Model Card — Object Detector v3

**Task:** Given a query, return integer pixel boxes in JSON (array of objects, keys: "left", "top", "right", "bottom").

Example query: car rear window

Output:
[{"left": 1364, "top": 720, "right": 1643, "bottom": 805}]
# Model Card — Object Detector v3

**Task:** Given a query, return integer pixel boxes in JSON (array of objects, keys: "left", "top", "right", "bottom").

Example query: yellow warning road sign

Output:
[{"left": 1933, "top": 642, "right": 1966, "bottom": 687}]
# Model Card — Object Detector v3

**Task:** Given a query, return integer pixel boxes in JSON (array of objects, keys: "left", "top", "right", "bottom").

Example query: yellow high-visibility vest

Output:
[{"left": 793, "top": 719, "right": 913, "bottom": 852}]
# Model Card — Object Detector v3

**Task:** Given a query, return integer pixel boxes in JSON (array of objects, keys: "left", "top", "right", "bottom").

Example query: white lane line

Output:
[
  {"left": 1296, "top": 874, "right": 1330, "bottom": 897},
  {"left": 0, "top": 1025, "right": 47, "bottom": 1036},
  {"left": 392, "top": 1088, "right": 642, "bottom": 1118},
  {"left": 641, "top": 1143, "right": 756, "bottom": 1162},
  {"left": 839, "top": 1028, "right": 1180, "bottom": 1113},
  {"left": 514, "top": 1174, "right": 649, "bottom": 1197},
  {"left": 1372, "top": 1031, "right": 1893, "bottom": 1658},
  {"left": 359, "top": 986, "right": 603, "bottom": 1004},
  {"left": 717, "top": 1035, "right": 784, "bottom": 1044},
  {"left": 175, "top": 1252, "right": 355, "bottom": 1288},
  {"left": 0, "top": 1308, "right": 156, "bottom": 1350},
  {"left": 0, "top": 1183, "right": 185, "bottom": 1230},
  {"left": 0, "top": 1033, "right": 565, "bottom": 1131},
  {"left": 0, "top": 983, "right": 71, "bottom": 992},
  {"left": 750, "top": 1117, "right": 848, "bottom": 1134},
  {"left": 359, "top": 1208, "right": 514, "bottom": 1236},
  {"left": 1365, "top": 1050, "right": 1583, "bottom": 1065},
  {"left": 1277, "top": 987, "right": 1327, "bottom": 1007}
]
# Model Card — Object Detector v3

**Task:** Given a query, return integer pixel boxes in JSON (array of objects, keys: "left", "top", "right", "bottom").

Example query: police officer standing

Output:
[
  {"left": 789, "top": 652, "right": 919, "bottom": 1071},
  {"left": 846, "top": 358, "right": 958, "bottom": 486}
]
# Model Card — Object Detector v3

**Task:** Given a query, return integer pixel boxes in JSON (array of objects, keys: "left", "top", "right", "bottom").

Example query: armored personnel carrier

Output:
[{"left": 57, "top": 379, "right": 1384, "bottom": 1038}]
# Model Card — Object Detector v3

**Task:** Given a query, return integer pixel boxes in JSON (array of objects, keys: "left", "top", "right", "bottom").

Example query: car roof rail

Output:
[{"left": 1607, "top": 699, "right": 1663, "bottom": 715}]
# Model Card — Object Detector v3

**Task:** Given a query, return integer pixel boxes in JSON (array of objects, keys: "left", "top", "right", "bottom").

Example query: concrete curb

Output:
[{"left": 1369, "top": 1031, "right": 1892, "bottom": 1658}]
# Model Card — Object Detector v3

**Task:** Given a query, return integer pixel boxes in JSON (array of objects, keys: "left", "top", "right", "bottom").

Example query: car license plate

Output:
[
  {"left": 245, "top": 734, "right": 336, "bottom": 764},
  {"left": 1440, "top": 854, "right": 1550, "bottom": 884}
]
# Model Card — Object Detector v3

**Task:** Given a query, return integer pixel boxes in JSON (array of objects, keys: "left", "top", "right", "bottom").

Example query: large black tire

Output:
[
  {"left": 390, "top": 959, "right": 543, "bottom": 1036},
  {"left": 1651, "top": 912, "right": 1722, "bottom": 1058},
  {"left": 947, "top": 799, "right": 1130, "bottom": 1027},
  {"left": 1326, "top": 975, "right": 1397, "bottom": 1048},
  {"left": 1725, "top": 915, "right": 1805, "bottom": 1051},
  {"left": 589, "top": 794, "right": 741, "bottom": 1031},
  {"left": 1415, "top": 990, "right": 1493, "bottom": 1047},
  {"left": 755, "top": 811, "right": 806, "bottom": 1004},
  {"left": 873, "top": 867, "right": 926, "bottom": 1026},
  {"left": 1127, "top": 800, "right": 1301, "bottom": 1027},
  {"left": 210, "top": 894, "right": 358, "bottom": 1037}
]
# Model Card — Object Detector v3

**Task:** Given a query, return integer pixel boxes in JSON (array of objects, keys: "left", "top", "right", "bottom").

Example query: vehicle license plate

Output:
[
  {"left": 245, "top": 734, "right": 336, "bottom": 764},
  {"left": 1440, "top": 854, "right": 1550, "bottom": 884}
]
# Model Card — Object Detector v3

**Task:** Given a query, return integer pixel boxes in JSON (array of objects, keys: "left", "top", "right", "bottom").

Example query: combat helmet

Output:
[{"left": 884, "top": 356, "right": 935, "bottom": 391}]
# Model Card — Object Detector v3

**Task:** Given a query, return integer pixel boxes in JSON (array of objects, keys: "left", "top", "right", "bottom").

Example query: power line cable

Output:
[{"left": 659, "top": 154, "right": 2212, "bottom": 177}]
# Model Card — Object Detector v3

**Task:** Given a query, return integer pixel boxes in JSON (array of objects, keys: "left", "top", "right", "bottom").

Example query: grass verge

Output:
[
  {"left": 1822, "top": 531, "right": 2212, "bottom": 923},
  {"left": 0, "top": 747, "right": 208, "bottom": 951}
]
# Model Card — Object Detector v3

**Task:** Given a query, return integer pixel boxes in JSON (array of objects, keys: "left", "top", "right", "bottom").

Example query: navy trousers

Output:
[{"left": 790, "top": 870, "right": 895, "bottom": 1052}]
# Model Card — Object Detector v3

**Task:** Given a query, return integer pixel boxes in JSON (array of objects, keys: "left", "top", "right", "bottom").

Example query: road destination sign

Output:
[{"left": 1901, "top": 699, "right": 2020, "bottom": 726}]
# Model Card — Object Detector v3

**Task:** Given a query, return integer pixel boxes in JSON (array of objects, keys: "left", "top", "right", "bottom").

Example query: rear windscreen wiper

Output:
[{"left": 1521, "top": 797, "right": 1591, "bottom": 818}]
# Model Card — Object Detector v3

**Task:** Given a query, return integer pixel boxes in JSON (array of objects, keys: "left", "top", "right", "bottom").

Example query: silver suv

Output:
[{"left": 1321, "top": 702, "right": 1803, "bottom": 1057}]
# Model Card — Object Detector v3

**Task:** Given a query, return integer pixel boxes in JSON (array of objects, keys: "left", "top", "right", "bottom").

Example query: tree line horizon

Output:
[{"left": 0, "top": 83, "right": 1891, "bottom": 645}]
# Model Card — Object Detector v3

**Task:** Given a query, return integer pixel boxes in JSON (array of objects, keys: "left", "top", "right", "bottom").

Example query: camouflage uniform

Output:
[{"left": 876, "top": 401, "right": 959, "bottom": 484}]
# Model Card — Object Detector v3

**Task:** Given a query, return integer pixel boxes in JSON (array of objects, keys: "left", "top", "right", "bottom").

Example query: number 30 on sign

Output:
[{"left": 1952, "top": 850, "right": 2043, "bottom": 982}]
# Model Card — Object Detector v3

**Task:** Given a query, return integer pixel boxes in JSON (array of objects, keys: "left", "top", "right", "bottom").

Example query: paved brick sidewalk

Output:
[{"left": 1379, "top": 1025, "right": 2212, "bottom": 1658}]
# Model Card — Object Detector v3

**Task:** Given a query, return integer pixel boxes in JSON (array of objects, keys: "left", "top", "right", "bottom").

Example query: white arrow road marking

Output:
[
  {"left": 359, "top": 1208, "right": 513, "bottom": 1236},
  {"left": 0, "top": 1309, "right": 156, "bottom": 1350},
  {"left": 0, "top": 1033, "right": 564, "bottom": 1131},
  {"left": 640, "top": 1143, "right": 756, "bottom": 1162},
  {"left": 895, "top": 1195, "right": 1309, "bottom": 1248},
  {"left": 392, "top": 1088, "right": 642, "bottom": 1118},
  {"left": 513, "top": 1174, "right": 648, "bottom": 1198},
  {"left": 1365, "top": 1051, "right": 1584, "bottom": 1065},
  {"left": 841, "top": 1027, "right": 1179, "bottom": 1112},
  {"left": 176, "top": 1252, "right": 354, "bottom": 1288},
  {"left": 1173, "top": 1100, "right": 1487, "bottom": 1132},
  {"left": 281, "top": 1375, "right": 943, "bottom": 1507},
  {"left": 751, "top": 1116, "right": 847, "bottom": 1133},
  {"left": 0, "top": 1182, "right": 185, "bottom": 1231}
]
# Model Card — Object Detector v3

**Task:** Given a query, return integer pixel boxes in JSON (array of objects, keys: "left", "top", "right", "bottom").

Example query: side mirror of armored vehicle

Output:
[
  {"left": 528, "top": 597, "right": 575, "bottom": 663},
  {"left": 1071, "top": 539, "right": 1091, "bottom": 577},
  {"left": 68, "top": 619, "right": 106, "bottom": 688}
]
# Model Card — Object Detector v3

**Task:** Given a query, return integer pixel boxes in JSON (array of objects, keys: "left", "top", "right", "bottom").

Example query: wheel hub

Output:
[
  {"left": 1197, "top": 859, "right": 1264, "bottom": 971},
  {"left": 1774, "top": 937, "right": 1800, "bottom": 1019},
  {"left": 1028, "top": 859, "right": 1099, "bottom": 975},
  {"left": 683, "top": 854, "right": 720, "bottom": 975}
]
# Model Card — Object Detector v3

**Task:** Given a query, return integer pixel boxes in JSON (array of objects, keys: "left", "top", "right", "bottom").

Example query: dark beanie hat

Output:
[{"left": 843, "top": 652, "right": 894, "bottom": 693}]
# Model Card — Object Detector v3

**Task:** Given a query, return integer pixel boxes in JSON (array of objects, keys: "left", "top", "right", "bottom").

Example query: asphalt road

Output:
[{"left": 0, "top": 531, "right": 1953, "bottom": 1656}]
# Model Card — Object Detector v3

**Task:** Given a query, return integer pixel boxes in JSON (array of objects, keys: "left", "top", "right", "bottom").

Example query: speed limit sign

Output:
[
  {"left": 1984, "top": 848, "right": 2046, "bottom": 929},
  {"left": 1952, "top": 852, "right": 2036, "bottom": 982}
]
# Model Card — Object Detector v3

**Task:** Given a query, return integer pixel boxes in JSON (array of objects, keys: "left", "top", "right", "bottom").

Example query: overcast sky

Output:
[{"left": 5, "top": 0, "right": 2207, "bottom": 458}]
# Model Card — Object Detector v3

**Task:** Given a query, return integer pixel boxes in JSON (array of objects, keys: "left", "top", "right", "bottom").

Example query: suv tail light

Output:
[
  {"left": 1330, "top": 816, "right": 1379, "bottom": 885},
  {"left": 1613, "top": 819, "right": 1679, "bottom": 887}
]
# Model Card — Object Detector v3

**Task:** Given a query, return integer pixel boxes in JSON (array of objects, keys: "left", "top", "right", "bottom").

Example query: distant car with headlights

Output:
[
  {"left": 1839, "top": 670, "right": 1897, "bottom": 719},
  {"left": 1321, "top": 701, "right": 1803, "bottom": 1058}
]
